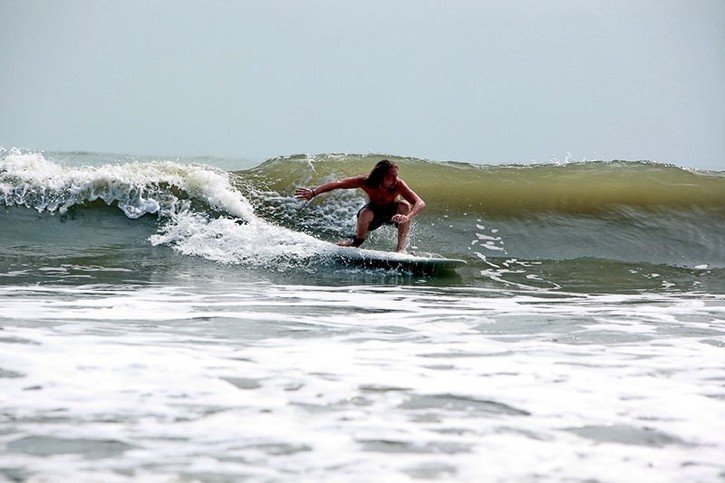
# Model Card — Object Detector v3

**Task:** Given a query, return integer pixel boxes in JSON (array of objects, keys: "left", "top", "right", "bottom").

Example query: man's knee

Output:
[{"left": 358, "top": 208, "right": 374, "bottom": 223}]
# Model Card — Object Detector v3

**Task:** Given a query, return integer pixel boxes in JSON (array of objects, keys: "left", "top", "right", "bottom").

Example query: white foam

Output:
[
  {"left": 149, "top": 210, "right": 327, "bottom": 268},
  {"left": 0, "top": 150, "right": 337, "bottom": 267},
  {"left": 0, "top": 148, "right": 254, "bottom": 220},
  {"left": 0, "top": 285, "right": 723, "bottom": 481}
]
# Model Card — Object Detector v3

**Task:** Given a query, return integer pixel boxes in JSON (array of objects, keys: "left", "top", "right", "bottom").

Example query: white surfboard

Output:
[{"left": 329, "top": 246, "right": 466, "bottom": 274}]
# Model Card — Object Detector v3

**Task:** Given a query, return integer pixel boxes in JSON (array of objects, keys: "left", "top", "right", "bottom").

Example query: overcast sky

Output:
[{"left": 1, "top": 0, "right": 723, "bottom": 168}]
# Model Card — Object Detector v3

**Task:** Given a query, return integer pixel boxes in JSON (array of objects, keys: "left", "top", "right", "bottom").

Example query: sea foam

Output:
[{"left": 0, "top": 149, "right": 330, "bottom": 268}]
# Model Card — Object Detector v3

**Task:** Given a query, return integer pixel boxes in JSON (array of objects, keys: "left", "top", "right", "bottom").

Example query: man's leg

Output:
[
  {"left": 395, "top": 201, "right": 411, "bottom": 253},
  {"left": 338, "top": 207, "right": 374, "bottom": 247}
]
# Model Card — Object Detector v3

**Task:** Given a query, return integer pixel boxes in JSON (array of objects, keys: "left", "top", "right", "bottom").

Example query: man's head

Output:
[{"left": 366, "top": 159, "right": 399, "bottom": 189}]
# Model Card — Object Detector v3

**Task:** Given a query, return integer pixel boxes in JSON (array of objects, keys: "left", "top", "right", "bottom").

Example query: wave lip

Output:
[{"left": 0, "top": 148, "right": 254, "bottom": 220}]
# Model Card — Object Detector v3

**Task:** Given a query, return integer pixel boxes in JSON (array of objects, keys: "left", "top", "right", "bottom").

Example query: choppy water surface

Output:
[
  {"left": 1, "top": 281, "right": 723, "bottom": 481},
  {"left": 1, "top": 149, "right": 724, "bottom": 481}
]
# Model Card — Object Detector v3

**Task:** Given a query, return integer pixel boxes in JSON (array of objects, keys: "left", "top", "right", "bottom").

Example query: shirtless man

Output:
[{"left": 295, "top": 159, "right": 426, "bottom": 253}]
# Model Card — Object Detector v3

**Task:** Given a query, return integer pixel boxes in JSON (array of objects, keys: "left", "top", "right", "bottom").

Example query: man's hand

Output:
[
  {"left": 391, "top": 214, "right": 410, "bottom": 224},
  {"left": 294, "top": 187, "right": 315, "bottom": 201}
]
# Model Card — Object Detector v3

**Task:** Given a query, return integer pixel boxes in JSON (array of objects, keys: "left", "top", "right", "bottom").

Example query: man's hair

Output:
[{"left": 365, "top": 159, "right": 398, "bottom": 188}]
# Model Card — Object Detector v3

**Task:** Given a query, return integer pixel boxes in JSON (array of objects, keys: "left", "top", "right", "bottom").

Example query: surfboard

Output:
[{"left": 329, "top": 246, "right": 466, "bottom": 274}]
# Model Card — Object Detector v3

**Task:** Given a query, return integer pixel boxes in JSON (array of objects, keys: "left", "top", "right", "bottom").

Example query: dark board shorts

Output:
[{"left": 357, "top": 202, "right": 400, "bottom": 231}]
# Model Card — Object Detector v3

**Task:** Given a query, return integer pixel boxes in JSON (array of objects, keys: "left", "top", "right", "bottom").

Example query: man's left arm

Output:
[{"left": 393, "top": 181, "right": 426, "bottom": 223}]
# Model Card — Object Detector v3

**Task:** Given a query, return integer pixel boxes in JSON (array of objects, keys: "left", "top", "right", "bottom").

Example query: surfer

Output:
[{"left": 295, "top": 159, "right": 426, "bottom": 252}]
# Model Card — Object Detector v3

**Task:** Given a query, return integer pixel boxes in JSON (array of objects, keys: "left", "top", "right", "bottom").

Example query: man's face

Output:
[{"left": 382, "top": 167, "right": 399, "bottom": 189}]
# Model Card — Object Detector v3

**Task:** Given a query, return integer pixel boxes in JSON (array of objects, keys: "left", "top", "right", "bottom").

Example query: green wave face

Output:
[{"left": 238, "top": 154, "right": 725, "bottom": 216}]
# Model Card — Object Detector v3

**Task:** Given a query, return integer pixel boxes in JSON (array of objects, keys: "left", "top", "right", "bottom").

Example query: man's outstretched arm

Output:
[{"left": 295, "top": 176, "right": 365, "bottom": 201}]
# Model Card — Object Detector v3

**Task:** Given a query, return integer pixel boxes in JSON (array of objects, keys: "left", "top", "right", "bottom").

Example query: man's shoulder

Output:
[{"left": 394, "top": 178, "right": 412, "bottom": 192}]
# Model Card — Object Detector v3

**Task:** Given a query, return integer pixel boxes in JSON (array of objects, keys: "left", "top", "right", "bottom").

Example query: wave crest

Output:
[{"left": 0, "top": 148, "right": 254, "bottom": 220}]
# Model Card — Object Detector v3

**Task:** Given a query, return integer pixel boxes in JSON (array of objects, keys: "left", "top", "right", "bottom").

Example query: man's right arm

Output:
[{"left": 295, "top": 176, "right": 365, "bottom": 201}]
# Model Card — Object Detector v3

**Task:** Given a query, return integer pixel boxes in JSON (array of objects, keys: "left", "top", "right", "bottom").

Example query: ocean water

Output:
[{"left": 1, "top": 148, "right": 724, "bottom": 482}]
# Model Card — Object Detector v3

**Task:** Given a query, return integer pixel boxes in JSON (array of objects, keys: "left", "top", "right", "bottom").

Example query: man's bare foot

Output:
[{"left": 338, "top": 237, "right": 365, "bottom": 248}]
